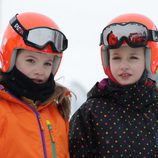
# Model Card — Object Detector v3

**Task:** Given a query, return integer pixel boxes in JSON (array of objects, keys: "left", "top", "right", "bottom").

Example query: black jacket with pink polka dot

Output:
[{"left": 69, "top": 78, "right": 158, "bottom": 158}]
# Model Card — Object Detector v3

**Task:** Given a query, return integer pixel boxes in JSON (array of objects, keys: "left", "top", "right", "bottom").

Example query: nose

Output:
[
  {"left": 120, "top": 60, "right": 130, "bottom": 70},
  {"left": 34, "top": 66, "right": 45, "bottom": 76}
]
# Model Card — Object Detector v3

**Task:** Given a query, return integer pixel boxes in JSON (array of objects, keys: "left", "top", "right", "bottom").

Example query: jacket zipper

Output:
[
  {"left": 37, "top": 112, "right": 48, "bottom": 158},
  {"left": 7, "top": 92, "right": 48, "bottom": 158}
]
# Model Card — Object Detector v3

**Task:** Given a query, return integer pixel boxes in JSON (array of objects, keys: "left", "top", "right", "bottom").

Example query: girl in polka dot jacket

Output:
[{"left": 69, "top": 13, "right": 158, "bottom": 158}]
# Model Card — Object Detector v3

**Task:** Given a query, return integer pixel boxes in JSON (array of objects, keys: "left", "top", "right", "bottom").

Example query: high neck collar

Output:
[{"left": 1, "top": 66, "right": 56, "bottom": 102}]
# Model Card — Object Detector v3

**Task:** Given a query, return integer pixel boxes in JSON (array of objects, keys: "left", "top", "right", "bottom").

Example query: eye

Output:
[
  {"left": 130, "top": 56, "right": 139, "bottom": 60},
  {"left": 44, "top": 62, "right": 52, "bottom": 66},
  {"left": 26, "top": 58, "right": 35, "bottom": 63},
  {"left": 112, "top": 56, "right": 121, "bottom": 60}
]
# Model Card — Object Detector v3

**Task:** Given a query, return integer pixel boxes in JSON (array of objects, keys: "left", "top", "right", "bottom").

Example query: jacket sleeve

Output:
[{"left": 69, "top": 103, "right": 94, "bottom": 157}]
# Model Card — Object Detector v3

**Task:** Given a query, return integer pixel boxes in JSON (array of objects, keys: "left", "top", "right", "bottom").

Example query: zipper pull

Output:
[
  {"left": 46, "top": 120, "right": 52, "bottom": 131},
  {"left": 46, "top": 120, "right": 56, "bottom": 158}
]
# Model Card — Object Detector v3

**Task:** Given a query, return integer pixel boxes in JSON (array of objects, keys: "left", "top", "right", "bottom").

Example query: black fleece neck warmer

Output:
[{"left": 1, "top": 66, "right": 55, "bottom": 102}]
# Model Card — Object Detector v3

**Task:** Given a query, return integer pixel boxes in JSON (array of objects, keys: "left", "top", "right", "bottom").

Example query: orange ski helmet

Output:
[
  {"left": 100, "top": 13, "right": 158, "bottom": 81},
  {"left": 0, "top": 12, "right": 68, "bottom": 75}
]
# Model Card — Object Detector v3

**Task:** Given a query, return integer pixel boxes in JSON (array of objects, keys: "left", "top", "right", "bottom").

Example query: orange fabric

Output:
[{"left": 0, "top": 88, "right": 70, "bottom": 158}]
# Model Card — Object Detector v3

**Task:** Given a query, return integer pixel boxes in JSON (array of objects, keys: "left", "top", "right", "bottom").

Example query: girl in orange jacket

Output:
[{"left": 0, "top": 12, "right": 71, "bottom": 158}]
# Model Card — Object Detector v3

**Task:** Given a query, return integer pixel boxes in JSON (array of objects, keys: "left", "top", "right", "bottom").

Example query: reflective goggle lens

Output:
[{"left": 100, "top": 22, "right": 158, "bottom": 48}]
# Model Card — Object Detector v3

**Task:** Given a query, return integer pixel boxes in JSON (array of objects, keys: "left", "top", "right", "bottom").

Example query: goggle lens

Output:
[
  {"left": 10, "top": 15, "right": 68, "bottom": 53},
  {"left": 100, "top": 22, "right": 158, "bottom": 48},
  {"left": 27, "top": 28, "right": 67, "bottom": 52}
]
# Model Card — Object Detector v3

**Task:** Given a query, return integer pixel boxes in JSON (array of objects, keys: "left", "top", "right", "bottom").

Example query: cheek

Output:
[
  {"left": 16, "top": 62, "right": 23, "bottom": 72},
  {"left": 19, "top": 67, "right": 30, "bottom": 76},
  {"left": 137, "top": 64, "right": 145, "bottom": 74},
  {"left": 46, "top": 68, "right": 52, "bottom": 77},
  {"left": 134, "top": 60, "right": 145, "bottom": 71},
  {"left": 16, "top": 63, "right": 30, "bottom": 77},
  {"left": 110, "top": 60, "right": 118, "bottom": 71},
  {"left": 109, "top": 63, "right": 118, "bottom": 77}
]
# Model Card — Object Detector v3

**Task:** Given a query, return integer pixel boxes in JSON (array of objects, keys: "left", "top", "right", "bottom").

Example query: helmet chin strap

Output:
[
  {"left": 105, "top": 66, "right": 119, "bottom": 84},
  {"left": 101, "top": 46, "right": 119, "bottom": 83},
  {"left": 8, "top": 49, "right": 17, "bottom": 72}
]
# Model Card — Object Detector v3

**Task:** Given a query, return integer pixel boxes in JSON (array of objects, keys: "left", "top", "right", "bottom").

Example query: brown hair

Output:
[{"left": 51, "top": 82, "right": 71, "bottom": 121}]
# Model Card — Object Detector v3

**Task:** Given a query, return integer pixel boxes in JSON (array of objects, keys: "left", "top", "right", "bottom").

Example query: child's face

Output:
[
  {"left": 109, "top": 45, "right": 145, "bottom": 85},
  {"left": 16, "top": 49, "right": 54, "bottom": 84}
]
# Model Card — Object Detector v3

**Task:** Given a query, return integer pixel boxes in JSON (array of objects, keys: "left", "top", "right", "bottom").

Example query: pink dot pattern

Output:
[{"left": 69, "top": 78, "right": 158, "bottom": 157}]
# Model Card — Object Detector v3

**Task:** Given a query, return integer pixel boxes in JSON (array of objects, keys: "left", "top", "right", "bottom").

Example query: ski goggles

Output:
[
  {"left": 10, "top": 14, "right": 68, "bottom": 53},
  {"left": 100, "top": 22, "right": 158, "bottom": 49}
]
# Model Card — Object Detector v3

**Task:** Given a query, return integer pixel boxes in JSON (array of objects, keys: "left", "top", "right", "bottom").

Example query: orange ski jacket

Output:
[{"left": 0, "top": 86, "right": 70, "bottom": 158}]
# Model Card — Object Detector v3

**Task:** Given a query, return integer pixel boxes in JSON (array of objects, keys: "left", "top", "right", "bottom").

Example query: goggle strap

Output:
[
  {"left": 149, "top": 30, "right": 158, "bottom": 42},
  {"left": 99, "top": 33, "right": 103, "bottom": 46},
  {"left": 9, "top": 14, "right": 27, "bottom": 36},
  {"left": 9, "top": 14, "right": 68, "bottom": 52},
  {"left": 63, "top": 39, "right": 68, "bottom": 49}
]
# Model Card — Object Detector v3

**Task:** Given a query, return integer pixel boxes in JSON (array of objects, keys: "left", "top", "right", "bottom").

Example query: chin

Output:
[{"left": 118, "top": 80, "right": 135, "bottom": 86}]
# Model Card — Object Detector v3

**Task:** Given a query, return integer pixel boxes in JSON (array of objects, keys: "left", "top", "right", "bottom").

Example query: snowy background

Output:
[{"left": 0, "top": 0, "right": 158, "bottom": 115}]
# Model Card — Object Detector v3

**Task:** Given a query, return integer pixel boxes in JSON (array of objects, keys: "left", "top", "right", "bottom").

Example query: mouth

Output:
[
  {"left": 119, "top": 73, "right": 132, "bottom": 79},
  {"left": 32, "top": 79, "right": 45, "bottom": 84}
]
